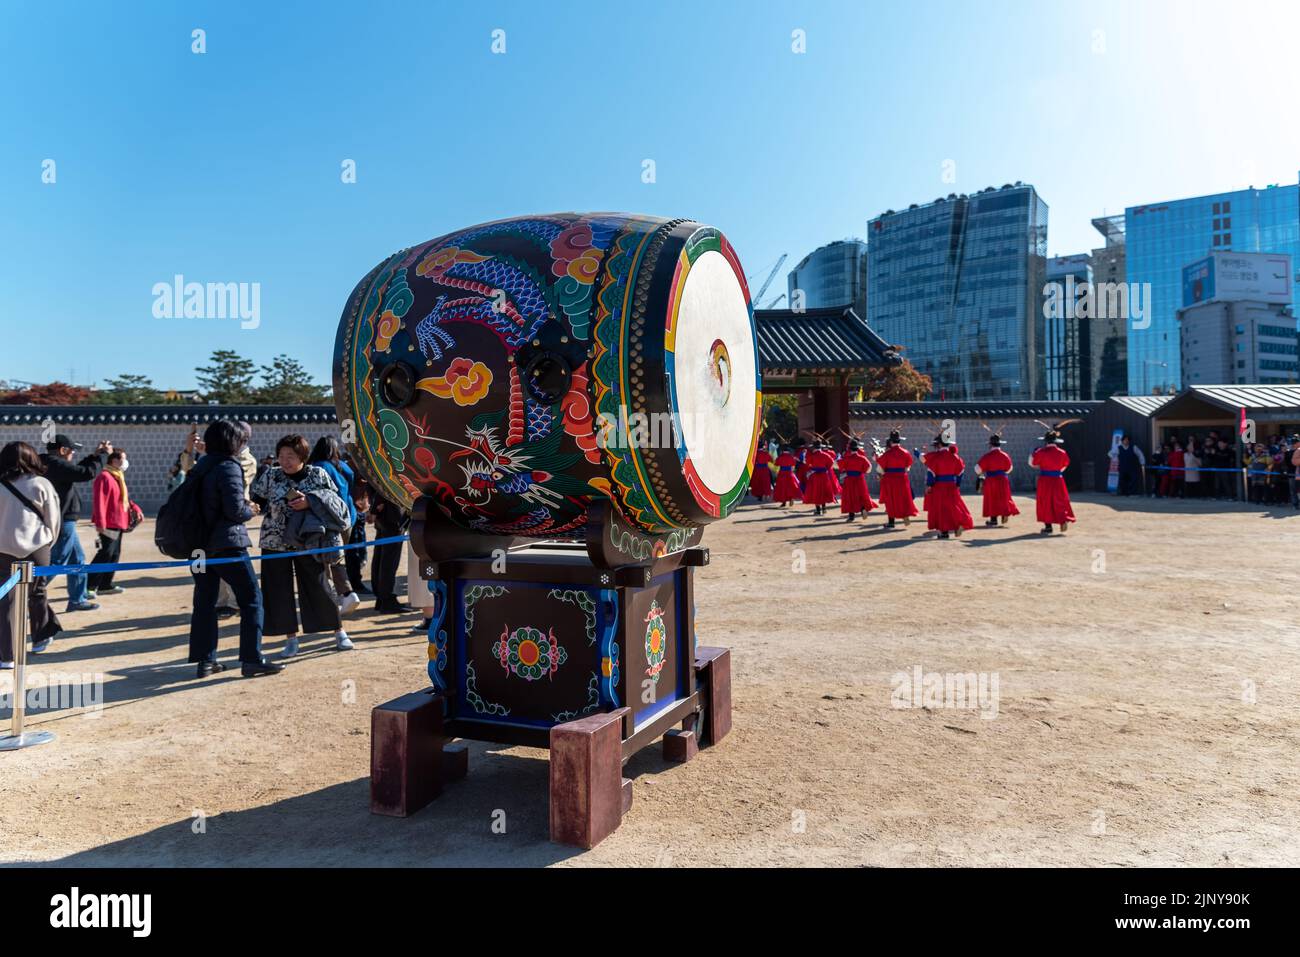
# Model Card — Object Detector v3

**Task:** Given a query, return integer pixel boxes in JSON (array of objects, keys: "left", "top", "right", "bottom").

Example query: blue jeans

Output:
[
  {"left": 50, "top": 520, "right": 88, "bottom": 604},
  {"left": 189, "top": 549, "right": 265, "bottom": 664}
]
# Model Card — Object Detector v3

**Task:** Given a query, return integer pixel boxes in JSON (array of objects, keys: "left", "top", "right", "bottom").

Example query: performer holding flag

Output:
[
  {"left": 802, "top": 440, "right": 837, "bottom": 516},
  {"left": 874, "top": 430, "right": 918, "bottom": 529},
  {"left": 1030, "top": 424, "right": 1077, "bottom": 534},
  {"left": 975, "top": 433, "right": 1019, "bottom": 527},
  {"left": 773, "top": 445, "right": 801, "bottom": 507},
  {"left": 837, "top": 439, "right": 877, "bottom": 521},
  {"left": 922, "top": 434, "right": 974, "bottom": 539}
]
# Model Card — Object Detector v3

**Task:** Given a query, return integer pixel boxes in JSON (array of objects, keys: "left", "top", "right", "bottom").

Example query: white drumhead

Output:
[{"left": 672, "top": 249, "right": 757, "bottom": 494}]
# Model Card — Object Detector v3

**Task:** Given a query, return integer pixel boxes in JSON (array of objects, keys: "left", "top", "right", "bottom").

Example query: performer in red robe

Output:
[
  {"left": 837, "top": 440, "right": 877, "bottom": 521},
  {"left": 873, "top": 430, "right": 918, "bottom": 529},
  {"left": 1030, "top": 429, "right": 1076, "bottom": 534},
  {"left": 922, "top": 435, "right": 974, "bottom": 538},
  {"left": 749, "top": 445, "right": 773, "bottom": 501},
  {"left": 773, "top": 446, "right": 801, "bottom": 507},
  {"left": 975, "top": 434, "right": 1019, "bottom": 527},
  {"left": 794, "top": 444, "right": 810, "bottom": 492},
  {"left": 802, "top": 441, "right": 837, "bottom": 515}
]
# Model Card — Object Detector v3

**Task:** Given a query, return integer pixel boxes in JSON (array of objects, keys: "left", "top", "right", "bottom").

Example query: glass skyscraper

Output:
[
  {"left": 787, "top": 239, "right": 869, "bottom": 319},
  {"left": 867, "top": 184, "right": 1049, "bottom": 400},
  {"left": 1125, "top": 177, "right": 1300, "bottom": 395}
]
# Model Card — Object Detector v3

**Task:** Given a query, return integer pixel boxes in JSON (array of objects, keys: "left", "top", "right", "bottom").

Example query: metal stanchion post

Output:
[{"left": 1, "top": 561, "right": 56, "bottom": 751}]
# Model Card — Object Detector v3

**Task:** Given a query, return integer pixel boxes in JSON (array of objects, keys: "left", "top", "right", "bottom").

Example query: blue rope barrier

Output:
[
  {"left": 32, "top": 533, "right": 411, "bottom": 579},
  {"left": 1143, "top": 465, "right": 1291, "bottom": 477},
  {"left": 0, "top": 569, "right": 19, "bottom": 602}
]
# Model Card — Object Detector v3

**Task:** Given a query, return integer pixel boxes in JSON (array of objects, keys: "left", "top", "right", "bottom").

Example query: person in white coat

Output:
[{"left": 0, "top": 441, "right": 63, "bottom": 665}]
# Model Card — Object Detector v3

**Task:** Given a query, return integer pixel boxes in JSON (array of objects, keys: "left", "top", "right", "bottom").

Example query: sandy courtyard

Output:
[{"left": 2, "top": 492, "right": 1298, "bottom": 867}]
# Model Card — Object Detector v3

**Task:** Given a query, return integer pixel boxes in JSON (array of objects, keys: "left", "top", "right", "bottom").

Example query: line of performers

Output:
[{"left": 750, "top": 430, "right": 1077, "bottom": 537}]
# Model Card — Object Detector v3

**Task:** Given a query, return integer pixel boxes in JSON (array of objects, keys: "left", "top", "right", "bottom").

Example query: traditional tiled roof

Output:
[
  {"left": 850, "top": 400, "right": 1101, "bottom": 419},
  {"left": 755, "top": 307, "right": 901, "bottom": 373},
  {"left": 0, "top": 405, "right": 338, "bottom": 425}
]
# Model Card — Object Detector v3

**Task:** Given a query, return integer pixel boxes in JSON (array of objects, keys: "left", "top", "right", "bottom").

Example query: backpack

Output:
[{"left": 155, "top": 459, "right": 212, "bottom": 559}]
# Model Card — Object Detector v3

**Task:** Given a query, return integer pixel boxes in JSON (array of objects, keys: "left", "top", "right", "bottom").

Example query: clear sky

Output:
[{"left": 3, "top": 0, "right": 1298, "bottom": 391}]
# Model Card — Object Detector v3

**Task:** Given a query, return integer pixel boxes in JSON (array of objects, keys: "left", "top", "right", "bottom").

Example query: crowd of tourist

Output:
[
  {"left": 0, "top": 421, "right": 423, "bottom": 676},
  {"left": 1112, "top": 430, "right": 1300, "bottom": 506}
]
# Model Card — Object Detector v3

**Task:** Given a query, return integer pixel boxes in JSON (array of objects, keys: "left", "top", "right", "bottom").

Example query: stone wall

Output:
[{"left": 0, "top": 406, "right": 339, "bottom": 513}]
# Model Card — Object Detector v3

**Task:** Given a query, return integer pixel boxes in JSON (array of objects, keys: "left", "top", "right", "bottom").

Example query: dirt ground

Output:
[{"left": 2, "top": 492, "right": 1298, "bottom": 867}]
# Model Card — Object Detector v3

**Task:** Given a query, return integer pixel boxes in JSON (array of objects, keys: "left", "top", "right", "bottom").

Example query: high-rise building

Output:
[
  {"left": 1043, "top": 254, "right": 1091, "bottom": 400},
  {"left": 1088, "top": 215, "right": 1128, "bottom": 400},
  {"left": 1178, "top": 251, "right": 1297, "bottom": 385},
  {"left": 786, "top": 239, "right": 869, "bottom": 318},
  {"left": 867, "top": 183, "right": 1048, "bottom": 399},
  {"left": 1124, "top": 177, "right": 1300, "bottom": 395}
]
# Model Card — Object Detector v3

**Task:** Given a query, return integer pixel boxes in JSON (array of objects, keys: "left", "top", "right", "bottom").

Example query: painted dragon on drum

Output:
[{"left": 333, "top": 213, "right": 762, "bottom": 539}]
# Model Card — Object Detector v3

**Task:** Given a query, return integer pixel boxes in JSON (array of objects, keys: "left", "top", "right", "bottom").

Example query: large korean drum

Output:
[{"left": 333, "top": 213, "right": 762, "bottom": 537}]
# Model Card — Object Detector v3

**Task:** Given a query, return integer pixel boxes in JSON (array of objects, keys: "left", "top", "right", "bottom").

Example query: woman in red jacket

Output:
[
  {"left": 837, "top": 440, "right": 877, "bottom": 521},
  {"left": 975, "top": 435, "right": 1019, "bottom": 527},
  {"left": 922, "top": 436, "right": 974, "bottom": 538},
  {"left": 88, "top": 448, "right": 140, "bottom": 596},
  {"left": 874, "top": 431, "right": 918, "bottom": 529},
  {"left": 1030, "top": 430, "right": 1076, "bottom": 534},
  {"left": 749, "top": 445, "right": 774, "bottom": 501},
  {"left": 802, "top": 441, "right": 837, "bottom": 515},
  {"left": 773, "top": 446, "right": 801, "bottom": 507}
]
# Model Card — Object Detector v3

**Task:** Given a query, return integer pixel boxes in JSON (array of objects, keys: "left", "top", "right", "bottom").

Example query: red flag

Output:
[{"left": 1238, "top": 407, "right": 1247, "bottom": 435}]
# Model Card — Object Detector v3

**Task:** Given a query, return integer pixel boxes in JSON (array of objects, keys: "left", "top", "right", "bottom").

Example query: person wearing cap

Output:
[
  {"left": 39, "top": 433, "right": 109, "bottom": 611},
  {"left": 749, "top": 442, "right": 773, "bottom": 502},
  {"left": 772, "top": 445, "right": 801, "bottom": 507},
  {"left": 975, "top": 434, "right": 1019, "bottom": 527},
  {"left": 922, "top": 434, "right": 973, "bottom": 539},
  {"left": 1030, "top": 429, "right": 1076, "bottom": 534},
  {"left": 873, "top": 430, "right": 917, "bottom": 529},
  {"left": 801, "top": 441, "right": 837, "bottom": 516},
  {"left": 836, "top": 439, "right": 877, "bottom": 522}
]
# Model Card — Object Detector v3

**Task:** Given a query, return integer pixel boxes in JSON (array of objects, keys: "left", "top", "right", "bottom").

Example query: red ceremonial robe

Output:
[
  {"left": 795, "top": 449, "right": 810, "bottom": 490},
  {"left": 1030, "top": 445, "right": 1076, "bottom": 524},
  {"left": 802, "top": 449, "right": 837, "bottom": 506},
  {"left": 976, "top": 448, "right": 1020, "bottom": 518},
  {"left": 773, "top": 452, "right": 801, "bottom": 503},
  {"left": 922, "top": 447, "right": 974, "bottom": 532},
  {"left": 750, "top": 448, "right": 773, "bottom": 498},
  {"left": 837, "top": 451, "right": 877, "bottom": 515},
  {"left": 874, "top": 445, "right": 918, "bottom": 518}
]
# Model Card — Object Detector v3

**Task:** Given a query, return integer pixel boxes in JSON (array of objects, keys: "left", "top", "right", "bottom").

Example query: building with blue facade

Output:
[
  {"left": 786, "top": 239, "right": 869, "bottom": 319},
  {"left": 1124, "top": 178, "right": 1300, "bottom": 395},
  {"left": 867, "top": 184, "right": 1049, "bottom": 400}
]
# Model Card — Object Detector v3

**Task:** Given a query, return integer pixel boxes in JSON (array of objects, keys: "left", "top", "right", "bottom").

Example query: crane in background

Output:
[{"left": 747, "top": 253, "right": 788, "bottom": 310}]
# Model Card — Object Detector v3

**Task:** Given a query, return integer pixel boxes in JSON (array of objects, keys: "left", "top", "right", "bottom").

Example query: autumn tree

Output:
[
  {"left": 0, "top": 381, "right": 93, "bottom": 405},
  {"left": 860, "top": 354, "right": 933, "bottom": 401}
]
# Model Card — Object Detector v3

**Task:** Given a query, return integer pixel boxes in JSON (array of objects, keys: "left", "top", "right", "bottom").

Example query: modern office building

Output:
[
  {"left": 1088, "top": 215, "right": 1128, "bottom": 399},
  {"left": 1043, "top": 254, "right": 1091, "bottom": 400},
  {"left": 867, "top": 183, "right": 1049, "bottom": 400},
  {"left": 786, "top": 239, "right": 869, "bottom": 318},
  {"left": 1124, "top": 177, "right": 1300, "bottom": 395},
  {"left": 1178, "top": 251, "right": 1297, "bottom": 385}
]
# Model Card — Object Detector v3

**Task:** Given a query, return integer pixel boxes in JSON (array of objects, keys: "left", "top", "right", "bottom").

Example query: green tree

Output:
[
  {"left": 93, "top": 374, "right": 164, "bottom": 405},
  {"left": 196, "top": 350, "right": 257, "bottom": 404},
  {"left": 761, "top": 394, "right": 799, "bottom": 444},
  {"left": 255, "top": 355, "right": 331, "bottom": 404}
]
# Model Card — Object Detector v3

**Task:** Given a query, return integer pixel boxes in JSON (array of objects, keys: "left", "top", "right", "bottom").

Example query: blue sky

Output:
[{"left": 3, "top": 0, "right": 1298, "bottom": 391}]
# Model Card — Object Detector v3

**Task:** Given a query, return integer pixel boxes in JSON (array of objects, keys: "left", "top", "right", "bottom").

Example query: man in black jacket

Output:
[{"left": 39, "top": 433, "right": 108, "bottom": 611}]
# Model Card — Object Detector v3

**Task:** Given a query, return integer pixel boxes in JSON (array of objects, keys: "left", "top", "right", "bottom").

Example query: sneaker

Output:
[
  {"left": 85, "top": 590, "right": 97, "bottom": 600},
  {"left": 334, "top": 630, "right": 354, "bottom": 651},
  {"left": 280, "top": 636, "right": 300, "bottom": 659},
  {"left": 338, "top": 592, "right": 361, "bottom": 617},
  {"left": 66, "top": 600, "right": 100, "bottom": 612},
  {"left": 31, "top": 638, "right": 52, "bottom": 653},
  {"left": 0, "top": 660, "right": 13, "bottom": 670},
  {"left": 413, "top": 619, "right": 432, "bottom": 634},
  {"left": 98, "top": 585, "right": 125, "bottom": 595}
]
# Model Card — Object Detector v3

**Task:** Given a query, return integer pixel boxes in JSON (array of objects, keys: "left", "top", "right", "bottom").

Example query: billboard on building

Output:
[{"left": 1182, "top": 252, "right": 1293, "bottom": 307}]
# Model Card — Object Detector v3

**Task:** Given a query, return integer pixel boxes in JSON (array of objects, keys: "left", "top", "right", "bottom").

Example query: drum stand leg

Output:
[
  {"left": 370, "top": 690, "right": 466, "bottom": 817},
  {"left": 549, "top": 707, "right": 631, "bottom": 848},
  {"left": 692, "top": 646, "right": 733, "bottom": 748}
]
